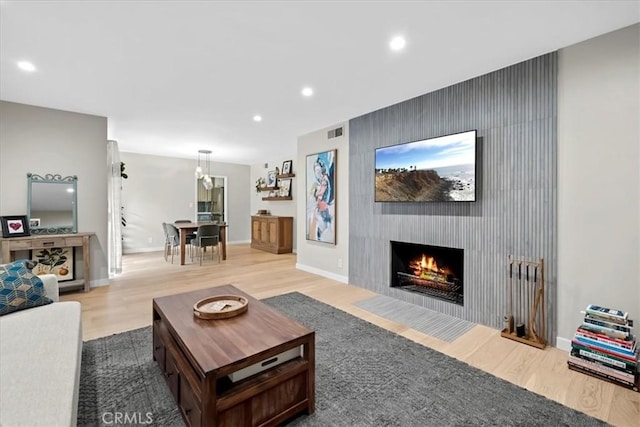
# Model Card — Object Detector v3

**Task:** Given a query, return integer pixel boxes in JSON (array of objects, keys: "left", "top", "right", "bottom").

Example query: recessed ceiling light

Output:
[
  {"left": 301, "top": 87, "right": 313, "bottom": 97},
  {"left": 253, "top": 115, "right": 262, "bottom": 122},
  {"left": 389, "top": 36, "right": 406, "bottom": 51},
  {"left": 17, "top": 61, "right": 36, "bottom": 72}
]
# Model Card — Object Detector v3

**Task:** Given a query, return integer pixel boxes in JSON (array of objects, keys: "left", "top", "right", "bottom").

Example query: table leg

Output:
[
  {"left": 180, "top": 229, "right": 187, "bottom": 265},
  {"left": 220, "top": 227, "right": 227, "bottom": 260}
]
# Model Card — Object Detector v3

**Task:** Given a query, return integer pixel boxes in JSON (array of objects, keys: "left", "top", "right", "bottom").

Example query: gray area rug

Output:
[
  {"left": 354, "top": 295, "right": 476, "bottom": 342},
  {"left": 79, "top": 292, "right": 605, "bottom": 426}
]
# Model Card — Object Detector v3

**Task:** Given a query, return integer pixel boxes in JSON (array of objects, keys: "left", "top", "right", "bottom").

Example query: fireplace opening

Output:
[{"left": 390, "top": 241, "right": 464, "bottom": 305}]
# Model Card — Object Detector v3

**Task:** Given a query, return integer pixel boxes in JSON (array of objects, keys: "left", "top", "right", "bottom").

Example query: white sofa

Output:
[{"left": 0, "top": 274, "right": 83, "bottom": 427}]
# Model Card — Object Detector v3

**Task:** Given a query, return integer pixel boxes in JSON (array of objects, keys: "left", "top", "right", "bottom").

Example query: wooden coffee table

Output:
[{"left": 152, "top": 285, "right": 315, "bottom": 427}]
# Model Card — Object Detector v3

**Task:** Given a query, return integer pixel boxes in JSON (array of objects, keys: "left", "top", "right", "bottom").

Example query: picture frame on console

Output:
[
  {"left": 306, "top": 149, "right": 336, "bottom": 244},
  {"left": 1, "top": 215, "right": 30, "bottom": 238}
]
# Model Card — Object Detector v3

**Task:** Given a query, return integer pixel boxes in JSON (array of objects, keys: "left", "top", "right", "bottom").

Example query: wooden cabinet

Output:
[
  {"left": 0, "top": 232, "right": 94, "bottom": 292},
  {"left": 251, "top": 216, "right": 292, "bottom": 254}
]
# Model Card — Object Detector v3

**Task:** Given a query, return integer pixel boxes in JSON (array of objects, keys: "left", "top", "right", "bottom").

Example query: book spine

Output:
[
  {"left": 573, "top": 336, "right": 636, "bottom": 358},
  {"left": 568, "top": 355, "right": 636, "bottom": 382},
  {"left": 583, "top": 316, "right": 632, "bottom": 334},
  {"left": 568, "top": 363, "right": 638, "bottom": 391},
  {"left": 571, "top": 345, "right": 638, "bottom": 372},
  {"left": 581, "top": 321, "right": 630, "bottom": 340},
  {"left": 585, "top": 304, "right": 628, "bottom": 324},
  {"left": 576, "top": 328, "right": 635, "bottom": 350},
  {"left": 571, "top": 340, "right": 637, "bottom": 364}
]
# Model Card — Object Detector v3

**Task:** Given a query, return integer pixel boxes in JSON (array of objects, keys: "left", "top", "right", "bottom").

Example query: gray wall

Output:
[
  {"left": 120, "top": 152, "right": 251, "bottom": 253},
  {"left": 557, "top": 24, "right": 639, "bottom": 347},
  {"left": 0, "top": 101, "right": 109, "bottom": 285},
  {"left": 296, "top": 123, "right": 350, "bottom": 282},
  {"left": 349, "top": 54, "right": 557, "bottom": 342}
]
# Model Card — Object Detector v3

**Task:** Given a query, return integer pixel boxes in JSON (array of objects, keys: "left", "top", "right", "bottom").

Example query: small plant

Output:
[{"left": 255, "top": 177, "right": 265, "bottom": 193}]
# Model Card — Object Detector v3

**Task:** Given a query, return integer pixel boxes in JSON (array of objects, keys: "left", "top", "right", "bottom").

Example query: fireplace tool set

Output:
[{"left": 501, "top": 256, "right": 547, "bottom": 349}]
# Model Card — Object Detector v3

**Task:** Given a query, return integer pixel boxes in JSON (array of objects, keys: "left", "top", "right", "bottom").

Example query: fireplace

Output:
[{"left": 390, "top": 241, "right": 464, "bottom": 305}]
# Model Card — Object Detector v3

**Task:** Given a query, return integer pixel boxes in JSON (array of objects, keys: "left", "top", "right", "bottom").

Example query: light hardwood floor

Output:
[{"left": 60, "top": 244, "right": 639, "bottom": 426}]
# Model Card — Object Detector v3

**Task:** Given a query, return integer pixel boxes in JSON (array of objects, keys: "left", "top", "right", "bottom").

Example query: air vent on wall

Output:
[{"left": 327, "top": 126, "right": 343, "bottom": 139}]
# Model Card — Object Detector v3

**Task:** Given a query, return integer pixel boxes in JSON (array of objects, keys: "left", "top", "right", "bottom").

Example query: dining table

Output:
[{"left": 174, "top": 221, "right": 228, "bottom": 265}]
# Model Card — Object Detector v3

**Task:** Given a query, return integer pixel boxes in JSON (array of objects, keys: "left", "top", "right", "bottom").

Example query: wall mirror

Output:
[{"left": 27, "top": 173, "right": 78, "bottom": 235}]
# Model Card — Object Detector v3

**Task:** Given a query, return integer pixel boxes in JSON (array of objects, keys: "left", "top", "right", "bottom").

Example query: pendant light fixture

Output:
[
  {"left": 194, "top": 150, "right": 205, "bottom": 178},
  {"left": 199, "top": 149, "right": 213, "bottom": 190}
]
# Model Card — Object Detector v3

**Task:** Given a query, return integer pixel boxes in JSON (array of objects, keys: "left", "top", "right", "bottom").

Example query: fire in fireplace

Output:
[{"left": 390, "top": 241, "right": 464, "bottom": 305}]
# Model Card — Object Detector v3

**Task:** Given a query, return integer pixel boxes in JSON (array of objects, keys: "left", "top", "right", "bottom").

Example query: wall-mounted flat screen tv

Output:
[{"left": 375, "top": 130, "right": 477, "bottom": 202}]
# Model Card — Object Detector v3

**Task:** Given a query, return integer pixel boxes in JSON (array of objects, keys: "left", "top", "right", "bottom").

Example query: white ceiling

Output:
[{"left": 1, "top": 1, "right": 638, "bottom": 165}]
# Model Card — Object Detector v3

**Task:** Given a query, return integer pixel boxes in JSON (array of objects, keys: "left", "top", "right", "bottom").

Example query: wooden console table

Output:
[{"left": 1, "top": 232, "right": 94, "bottom": 292}]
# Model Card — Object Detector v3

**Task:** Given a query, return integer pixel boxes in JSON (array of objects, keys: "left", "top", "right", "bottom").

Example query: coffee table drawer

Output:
[
  {"left": 228, "top": 345, "right": 302, "bottom": 383},
  {"left": 31, "top": 237, "right": 66, "bottom": 248},
  {"left": 179, "top": 375, "right": 201, "bottom": 427}
]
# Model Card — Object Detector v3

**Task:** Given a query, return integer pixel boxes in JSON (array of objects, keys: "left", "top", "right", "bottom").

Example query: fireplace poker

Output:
[
  {"left": 529, "top": 265, "right": 539, "bottom": 341},
  {"left": 516, "top": 262, "right": 525, "bottom": 337},
  {"left": 507, "top": 258, "right": 514, "bottom": 333}
]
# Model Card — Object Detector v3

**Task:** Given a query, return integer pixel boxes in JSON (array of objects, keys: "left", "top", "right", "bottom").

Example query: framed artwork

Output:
[
  {"left": 267, "top": 170, "right": 277, "bottom": 187},
  {"left": 29, "top": 218, "right": 41, "bottom": 228},
  {"left": 282, "top": 160, "right": 293, "bottom": 175},
  {"left": 30, "top": 247, "right": 75, "bottom": 282},
  {"left": 306, "top": 149, "right": 336, "bottom": 244},
  {"left": 279, "top": 179, "right": 292, "bottom": 197},
  {"left": 1, "top": 215, "right": 30, "bottom": 238}
]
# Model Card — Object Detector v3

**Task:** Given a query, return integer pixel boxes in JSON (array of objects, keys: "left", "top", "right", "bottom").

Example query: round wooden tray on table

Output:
[{"left": 193, "top": 295, "right": 249, "bottom": 319}]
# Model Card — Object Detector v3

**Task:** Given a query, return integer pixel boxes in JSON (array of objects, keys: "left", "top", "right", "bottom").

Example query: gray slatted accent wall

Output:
[{"left": 348, "top": 53, "right": 557, "bottom": 343}]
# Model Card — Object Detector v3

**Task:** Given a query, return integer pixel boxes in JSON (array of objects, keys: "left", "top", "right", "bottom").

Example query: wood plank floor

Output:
[{"left": 60, "top": 244, "right": 639, "bottom": 426}]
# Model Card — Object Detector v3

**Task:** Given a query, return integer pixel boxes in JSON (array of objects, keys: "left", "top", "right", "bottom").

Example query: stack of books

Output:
[{"left": 568, "top": 304, "right": 639, "bottom": 391}]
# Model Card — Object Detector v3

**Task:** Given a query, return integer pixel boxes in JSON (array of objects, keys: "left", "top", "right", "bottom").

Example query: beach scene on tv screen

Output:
[{"left": 375, "top": 131, "right": 476, "bottom": 202}]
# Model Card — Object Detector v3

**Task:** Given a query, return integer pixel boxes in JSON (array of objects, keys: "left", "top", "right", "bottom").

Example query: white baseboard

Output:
[
  {"left": 228, "top": 240, "right": 251, "bottom": 244},
  {"left": 556, "top": 336, "right": 572, "bottom": 352},
  {"left": 123, "top": 246, "right": 165, "bottom": 254},
  {"left": 296, "top": 263, "right": 348, "bottom": 284}
]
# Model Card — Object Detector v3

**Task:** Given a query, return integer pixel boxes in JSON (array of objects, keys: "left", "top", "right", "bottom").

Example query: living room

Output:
[{"left": 1, "top": 2, "right": 639, "bottom": 426}]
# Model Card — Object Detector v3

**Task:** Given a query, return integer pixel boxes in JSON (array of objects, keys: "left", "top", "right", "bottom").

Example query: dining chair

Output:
[
  {"left": 165, "top": 223, "right": 181, "bottom": 264},
  {"left": 174, "top": 219, "right": 196, "bottom": 255},
  {"left": 190, "top": 224, "right": 220, "bottom": 265}
]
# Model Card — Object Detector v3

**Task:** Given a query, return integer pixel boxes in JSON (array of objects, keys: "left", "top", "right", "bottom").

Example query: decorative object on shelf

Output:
[
  {"left": 306, "top": 149, "right": 336, "bottom": 244},
  {"left": 257, "top": 209, "right": 269, "bottom": 215},
  {"left": 275, "top": 166, "right": 280, "bottom": 175},
  {"left": 267, "top": 170, "right": 277, "bottom": 187},
  {"left": 255, "top": 177, "right": 266, "bottom": 193},
  {"left": 31, "top": 246, "right": 75, "bottom": 282},
  {"left": 193, "top": 295, "right": 249, "bottom": 319},
  {"left": 27, "top": 173, "right": 77, "bottom": 235},
  {"left": 501, "top": 256, "right": 546, "bottom": 349},
  {"left": 29, "top": 218, "right": 41, "bottom": 228},
  {"left": 568, "top": 304, "right": 638, "bottom": 391},
  {"left": 279, "top": 179, "right": 292, "bottom": 197},
  {"left": 1, "top": 215, "right": 30, "bottom": 238},
  {"left": 282, "top": 160, "right": 293, "bottom": 175}
]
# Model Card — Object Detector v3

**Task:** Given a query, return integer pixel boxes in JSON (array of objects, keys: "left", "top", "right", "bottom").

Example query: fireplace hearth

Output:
[{"left": 390, "top": 241, "right": 464, "bottom": 305}]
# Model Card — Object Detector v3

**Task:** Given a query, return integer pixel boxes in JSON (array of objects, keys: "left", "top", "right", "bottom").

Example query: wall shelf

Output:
[
  {"left": 276, "top": 173, "right": 296, "bottom": 179},
  {"left": 258, "top": 186, "right": 278, "bottom": 192},
  {"left": 262, "top": 196, "right": 292, "bottom": 201}
]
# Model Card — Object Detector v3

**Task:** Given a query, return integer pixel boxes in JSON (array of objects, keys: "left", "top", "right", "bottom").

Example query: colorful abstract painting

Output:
[{"left": 306, "top": 149, "right": 336, "bottom": 244}]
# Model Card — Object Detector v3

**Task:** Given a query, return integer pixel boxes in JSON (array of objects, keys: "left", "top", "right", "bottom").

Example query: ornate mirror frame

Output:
[{"left": 27, "top": 173, "right": 78, "bottom": 235}]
